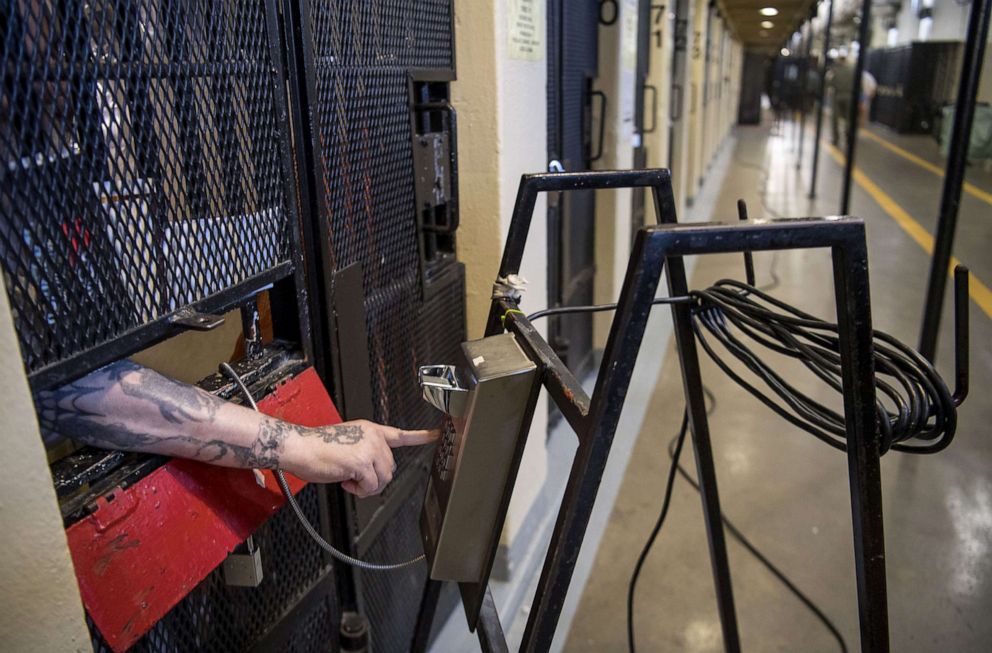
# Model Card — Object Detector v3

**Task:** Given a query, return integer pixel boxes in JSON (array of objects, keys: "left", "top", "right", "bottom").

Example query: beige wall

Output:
[
  {"left": 644, "top": 0, "right": 675, "bottom": 222},
  {"left": 131, "top": 307, "right": 242, "bottom": 383},
  {"left": 453, "top": 0, "right": 550, "bottom": 543},
  {"left": 668, "top": 0, "right": 695, "bottom": 218},
  {"left": 0, "top": 282, "right": 90, "bottom": 652},
  {"left": 701, "top": 11, "right": 719, "bottom": 181},
  {"left": 592, "top": 0, "right": 639, "bottom": 347},
  {"left": 686, "top": 0, "right": 710, "bottom": 203}
]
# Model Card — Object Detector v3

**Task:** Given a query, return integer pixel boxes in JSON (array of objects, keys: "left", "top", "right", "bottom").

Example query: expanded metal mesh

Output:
[
  {"left": 361, "top": 471, "right": 431, "bottom": 653},
  {"left": 302, "top": 1, "right": 458, "bottom": 502},
  {"left": 89, "top": 485, "right": 337, "bottom": 653},
  {"left": 0, "top": 0, "right": 294, "bottom": 382},
  {"left": 283, "top": 594, "right": 338, "bottom": 653},
  {"left": 301, "top": 2, "right": 459, "bottom": 650}
]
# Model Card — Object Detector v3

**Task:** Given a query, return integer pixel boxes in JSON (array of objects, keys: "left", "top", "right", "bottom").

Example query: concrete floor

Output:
[{"left": 565, "top": 119, "right": 992, "bottom": 651}]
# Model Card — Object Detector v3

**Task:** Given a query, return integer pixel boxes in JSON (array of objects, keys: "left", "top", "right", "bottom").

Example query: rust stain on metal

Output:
[{"left": 95, "top": 533, "right": 141, "bottom": 576}]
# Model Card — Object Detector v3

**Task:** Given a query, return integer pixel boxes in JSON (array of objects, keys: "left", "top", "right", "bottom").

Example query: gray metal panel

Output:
[{"left": 421, "top": 333, "right": 539, "bottom": 584}]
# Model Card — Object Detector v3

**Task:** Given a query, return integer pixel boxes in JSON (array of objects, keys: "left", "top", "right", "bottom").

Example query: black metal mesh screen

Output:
[
  {"left": 299, "top": 2, "right": 460, "bottom": 650},
  {"left": 0, "top": 0, "right": 295, "bottom": 385},
  {"left": 372, "top": 267, "right": 465, "bottom": 483},
  {"left": 283, "top": 594, "right": 339, "bottom": 653},
  {"left": 89, "top": 485, "right": 338, "bottom": 653},
  {"left": 301, "top": 1, "right": 459, "bottom": 507},
  {"left": 361, "top": 471, "right": 431, "bottom": 653}
]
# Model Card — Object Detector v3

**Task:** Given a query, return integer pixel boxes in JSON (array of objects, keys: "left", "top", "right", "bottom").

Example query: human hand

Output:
[{"left": 284, "top": 420, "right": 439, "bottom": 497}]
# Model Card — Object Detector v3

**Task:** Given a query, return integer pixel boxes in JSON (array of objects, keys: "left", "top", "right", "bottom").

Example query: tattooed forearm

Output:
[
  {"left": 31, "top": 360, "right": 423, "bottom": 487},
  {"left": 34, "top": 360, "right": 297, "bottom": 470},
  {"left": 303, "top": 424, "right": 364, "bottom": 445},
  {"left": 35, "top": 377, "right": 120, "bottom": 440},
  {"left": 112, "top": 360, "right": 219, "bottom": 424},
  {"left": 238, "top": 421, "right": 297, "bottom": 468},
  {"left": 35, "top": 360, "right": 218, "bottom": 440},
  {"left": 186, "top": 436, "right": 282, "bottom": 469}
]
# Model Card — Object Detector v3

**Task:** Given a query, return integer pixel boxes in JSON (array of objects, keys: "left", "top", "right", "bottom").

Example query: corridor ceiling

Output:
[{"left": 719, "top": 0, "right": 819, "bottom": 50}]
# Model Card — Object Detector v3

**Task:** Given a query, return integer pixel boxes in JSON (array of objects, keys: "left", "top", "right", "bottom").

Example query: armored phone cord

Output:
[{"left": 220, "top": 362, "right": 425, "bottom": 571}]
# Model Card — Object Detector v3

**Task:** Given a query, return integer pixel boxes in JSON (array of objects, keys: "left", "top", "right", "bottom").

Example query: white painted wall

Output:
[
  {"left": 875, "top": 0, "right": 992, "bottom": 105},
  {"left": 887, "top": 0, "right": 971, "bottom": 47},
  {"left": 0, "top": 281, "right": 90, "bottom": 652},
  {"left": 452, "top": 0, "right": 550, "bottom": 549},
  {"left": 592, "top": 0, "right": 639, "bottom": 347}
]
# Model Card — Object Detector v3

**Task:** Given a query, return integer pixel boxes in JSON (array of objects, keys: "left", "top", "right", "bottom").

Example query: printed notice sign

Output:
[{"left": 508, "top": 0, "right": 544, "bottom": 61}]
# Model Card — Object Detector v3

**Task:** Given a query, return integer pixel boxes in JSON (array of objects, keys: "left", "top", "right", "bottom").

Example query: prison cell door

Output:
[
  {"left": 668, "top": 0, "right": 692, "bottom": 213},
  {"left": 636, "top": 0, "right": 676, "bottom": 225},
  {"left": 631, "top": 0, "right": 650, "bottom": 233},
  {"left": 547, "top": 0, "right": 600, "bottom": 380},
  {"left": 285, "top": 1, "right": 464, "bottom": 649},
  {"left": 685, "top": 0, "right": 709, "bottom": 203}
]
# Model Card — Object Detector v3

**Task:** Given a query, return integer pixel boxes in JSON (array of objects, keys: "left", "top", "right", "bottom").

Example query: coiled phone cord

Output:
[{"left": 220, "top": 362, "right": 424, "bottom": 571}]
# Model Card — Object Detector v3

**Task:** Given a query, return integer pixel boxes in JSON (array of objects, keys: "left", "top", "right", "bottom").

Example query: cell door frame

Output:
[{"left": 546, "top": 0, "right": 601, "bottom": 382}]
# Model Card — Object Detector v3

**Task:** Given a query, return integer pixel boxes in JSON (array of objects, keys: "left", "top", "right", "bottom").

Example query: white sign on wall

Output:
[{"left": 508, "top": 0, "right": 544, "bottom": 61}]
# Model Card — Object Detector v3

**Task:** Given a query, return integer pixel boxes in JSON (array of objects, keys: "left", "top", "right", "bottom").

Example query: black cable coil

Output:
[{"left": 689, "top": 279, "right": 962, "bottom": 455}]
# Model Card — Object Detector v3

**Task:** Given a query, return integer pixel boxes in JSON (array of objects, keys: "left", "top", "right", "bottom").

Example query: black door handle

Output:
[
  {"left": 643, "top": 83, "right": 658, "bottom": 133},
  {"left": 588, "top": 90, "right": 608, "bottom": 164},
  {"left": 670, "top": 83, "right": 683, "bottom": 122}
]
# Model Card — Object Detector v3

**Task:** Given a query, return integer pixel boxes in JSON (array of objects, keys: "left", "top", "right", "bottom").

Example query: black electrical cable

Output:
[
  {"left": 625, "top": 412, "right": 689, "bottom": 653},
  {"left": 664, "top": 428, "right": 849, "bottom": 653},
  {"left": 527, "top": 308, "right": 850, "bottom": 653},
  {"left": 689, "top": 280, "right": 957, "bottom": 454},
  {"left": 526, "top": 282, "right": 959, "bottom": 455},
  {"left": 525, "top": 275, "right": 961, "bottom": 650},
  {"left": 525, "top": 295, "right": 694, "bottom": 322},
  {"left": 623, "top": 408, "right": 848, "bottom": 653}
]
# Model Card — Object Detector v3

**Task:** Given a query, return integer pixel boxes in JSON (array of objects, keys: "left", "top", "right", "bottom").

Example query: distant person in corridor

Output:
[{"left": 827, "top": 52, "right": 877, "bottom": 145}]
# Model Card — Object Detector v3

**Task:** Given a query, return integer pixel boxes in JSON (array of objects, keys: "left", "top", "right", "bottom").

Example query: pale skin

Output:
[{"left": 35, "top": 360, "right": 439, "bottom": 498}]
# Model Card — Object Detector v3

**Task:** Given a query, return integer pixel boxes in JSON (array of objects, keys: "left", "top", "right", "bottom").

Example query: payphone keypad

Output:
[{"left": 417, "top": 333, "right": 539, "bottom": 598}]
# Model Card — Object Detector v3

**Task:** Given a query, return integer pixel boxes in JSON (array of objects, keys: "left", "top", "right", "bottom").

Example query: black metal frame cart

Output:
[{"left": 413, "top": 169, "right": 889, "bottom": 652}]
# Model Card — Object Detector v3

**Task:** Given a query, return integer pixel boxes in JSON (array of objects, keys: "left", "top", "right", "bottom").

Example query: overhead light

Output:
[
  {"left": 761, "top": 20, "right": 774, "bottom": 29},
  {"left": 781, "top": 48, "right": 791, "bottom": 56},
  {"left": 760, "top": 7, "right": 779, "bottom": 17}
]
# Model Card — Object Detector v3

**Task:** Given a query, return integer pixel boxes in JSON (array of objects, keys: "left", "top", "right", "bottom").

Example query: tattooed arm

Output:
[{"left": 36, "top": 360, "right": 438, "bottom": 497}]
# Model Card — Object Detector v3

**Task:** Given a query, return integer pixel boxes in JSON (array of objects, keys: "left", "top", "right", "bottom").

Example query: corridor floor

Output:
[{"left": 564, "top": 119, "right": 992, "bottom": 652}]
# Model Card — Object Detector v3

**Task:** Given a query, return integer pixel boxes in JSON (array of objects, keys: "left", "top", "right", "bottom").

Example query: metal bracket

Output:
[
  {"left": 170, "top": 309, "right": 225, "bottom": 331},
  {"left": 413, "top": 132, "right": 452, "bottom": 214}
]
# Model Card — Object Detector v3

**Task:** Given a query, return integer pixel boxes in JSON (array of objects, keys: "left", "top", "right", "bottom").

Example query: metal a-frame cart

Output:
[{"left": 413, "top": 168, "right": 892, "bottom": 652}]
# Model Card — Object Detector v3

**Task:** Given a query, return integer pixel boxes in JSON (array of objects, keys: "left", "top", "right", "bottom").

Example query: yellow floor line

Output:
[
  {"left": 826, "top": 142, "right": 992, "bottom": 321},
  {"left": 860, "top": 129, "right": 992, "bottom": 207}
]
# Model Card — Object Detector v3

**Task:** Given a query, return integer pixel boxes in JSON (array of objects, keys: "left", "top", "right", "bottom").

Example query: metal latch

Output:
[
  {"left": 413, "top": 132, "right": 451, "bottom": 211},
  {"left": 170, "top": 308, "right": 225, "bottom": 331},
  {"left": 418, "top": 364, "right": 468, "bottom": 416}
]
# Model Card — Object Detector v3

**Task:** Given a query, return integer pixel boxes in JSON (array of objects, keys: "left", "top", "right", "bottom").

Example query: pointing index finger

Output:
[{"left": 383, "top": 426, "right": 440, "bottom": 448}]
